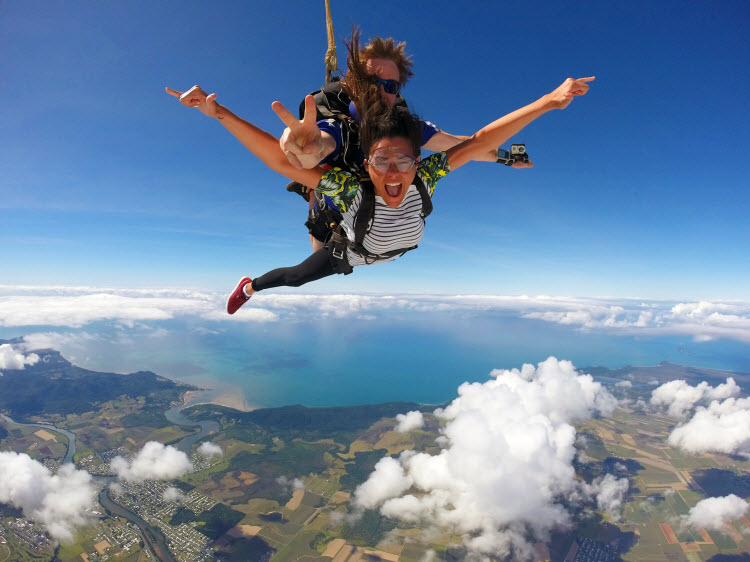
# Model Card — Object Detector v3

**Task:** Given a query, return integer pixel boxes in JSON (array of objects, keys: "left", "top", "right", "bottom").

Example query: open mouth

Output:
[{"left": 385, "top": 183, "right": 402, "bottom": 198}]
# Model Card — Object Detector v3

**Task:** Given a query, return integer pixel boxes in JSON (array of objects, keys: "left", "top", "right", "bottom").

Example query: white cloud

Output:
[
  {"left": 683, "top": 495, "right": 749, "bottom": 531},
  {"left": 5, "top": 286, "right": 750, "bottom": 343},
  {"left": 615, "top": 380, "right": 632, "bottom": 388},
  {"left": 395, "top": 411, "right": 424, "bottom": 433},
  {"left": 650, "top": 378, "right": 750, "bottom": 458},
  {"left": 352, "top": 357, "right": 617, "bottom": 559},
  {"left": 201, "top": 307, "right": 278, "bottom": 323},
  {"left": 276, "top": 475, "right": 305, "bottom": 491},
  {"left": 0, "top": 286, "right": 273, "bottom": 328},
  {"left": 197, "top": 441, "right": 223, "bottom": 458},
  {"left": 0, "top": 343, "right": 40, "bottom": 374},
  {"left": 19, "top": 331, "right": 97, "bottom": 352},
  {"left": 0, "top": 293, "right": 212, "bottom": 328},
  {"left": 590, "top": 474, "right": 629, "bottom": 522},
  {"left": 650, "top": 378, "right": 741, "bottom": 418},
  {"left": 353, "top": 456, "right": 413, "bottom": 511},
  {"left": 110, "top": 442, "right": 193, "bottom": 482},
  {"left": 667, "top": 397, "right": 750, "bottom": 457},
  {"left": 162, "top": 486, "right": 184, "bottom": 502},
  {"left": 0, "top": 452, "right": 96, "bottom": 542}
]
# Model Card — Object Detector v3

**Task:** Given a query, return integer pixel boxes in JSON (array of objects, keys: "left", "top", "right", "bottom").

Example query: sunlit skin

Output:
[
  {"left": 270, "top": 54, "right": 526, "bottom": 173},
  {"left": 166, "top": 75, "right": 595, "bottom": 300},
  {"left": 364, "top": 138, "right": 419, "bottom": 208}
]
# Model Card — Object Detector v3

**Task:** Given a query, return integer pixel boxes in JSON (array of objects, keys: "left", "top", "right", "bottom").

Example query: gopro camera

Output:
[{"left": 496, "top": 144, "right": 530, "bottom": 166}]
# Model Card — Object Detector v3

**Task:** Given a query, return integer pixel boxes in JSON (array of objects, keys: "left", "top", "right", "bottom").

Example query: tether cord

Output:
[{"left": 324, "top": 0, "right": 338, "bottom": 83}]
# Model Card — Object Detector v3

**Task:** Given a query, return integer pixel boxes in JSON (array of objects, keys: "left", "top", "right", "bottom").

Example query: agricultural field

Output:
[
  {"left": 3, "top": 355, "right": 750, "bottom": 561},
  {"left": 583, "top": 408, "right": 750, "bottom": 562},
  {"left": 0, "top": 421, "right": 68, "bottom": 464}
]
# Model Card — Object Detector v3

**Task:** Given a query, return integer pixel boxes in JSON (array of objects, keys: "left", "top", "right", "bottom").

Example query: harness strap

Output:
[
  {"left": 352, "top": 178, "right": 376, "bottom": 245},
  {"left": 414, "top": 174, "right": 433, "bottom": 219},
  {"left": 331, "top": 173, "right": 432, "bottom": 265}
]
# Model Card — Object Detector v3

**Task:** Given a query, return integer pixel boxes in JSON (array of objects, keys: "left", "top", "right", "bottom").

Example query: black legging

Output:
[{"left": 251, "top": 248, "right": 336, "bottom": 292}]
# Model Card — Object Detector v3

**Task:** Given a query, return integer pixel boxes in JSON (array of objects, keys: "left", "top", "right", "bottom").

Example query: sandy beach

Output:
[{"left": 182, "top": 389, "right": 251, "bottom": 412}]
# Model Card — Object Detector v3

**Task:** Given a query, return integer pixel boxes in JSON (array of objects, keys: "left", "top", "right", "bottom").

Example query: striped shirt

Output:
[{"left": 317, "top": 152, "right": 450, "bottom": 267}]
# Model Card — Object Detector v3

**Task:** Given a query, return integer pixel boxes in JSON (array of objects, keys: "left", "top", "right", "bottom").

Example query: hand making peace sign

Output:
[{"left": 272, "top": 95, "right": 330, "bottom": 169}]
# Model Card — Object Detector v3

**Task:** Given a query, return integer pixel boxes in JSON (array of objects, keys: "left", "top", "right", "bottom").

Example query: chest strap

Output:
[{"left": 330, "top": 174, "right": 433, "bottom": 266}]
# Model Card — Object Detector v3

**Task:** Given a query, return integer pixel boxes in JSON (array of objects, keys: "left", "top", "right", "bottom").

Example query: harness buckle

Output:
[{"left": 331, "top": 245, "right": 345, "bottom": 260}]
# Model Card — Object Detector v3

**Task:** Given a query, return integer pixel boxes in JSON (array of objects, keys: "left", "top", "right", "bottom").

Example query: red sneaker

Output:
[{"left": 226, "top": 277, "right": 252, "bottom": 315}]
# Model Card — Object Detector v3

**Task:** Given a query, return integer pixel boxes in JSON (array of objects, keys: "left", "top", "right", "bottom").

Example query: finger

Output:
[
  {"left": 205, "top": 92, "right": 217, "bottom": 105},
  {"left": 286, "top": 152, "right": 303, "bottom": 169},
  {"left": 285, "top": 140, "right": 305, "bottom": 156},
  {"left": 301, "top": 95, "right": 317, "bottom": 125},
  {"left": 183, "top": 85, "right": 202, "bottom": 96},
  {"left": 578, "top": 76, "right": 596, "bottom": 83},
  {"left": 301, "top": 142, "right": 319, "bottom": 154},
  {"left": 272, "top": 101, "right": 302, "bottom": 130},
  {"left": 165, "top": 87, "right": 182, "bottom": 98}
]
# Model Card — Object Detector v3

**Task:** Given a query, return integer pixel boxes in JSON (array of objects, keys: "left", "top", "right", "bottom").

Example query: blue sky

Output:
[{"left": 2, "top": 0, "right": 749, "bottom": 300}]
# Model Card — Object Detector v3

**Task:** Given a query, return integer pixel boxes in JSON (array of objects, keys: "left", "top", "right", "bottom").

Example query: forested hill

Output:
[
  {"left": 0, "top": 339, "right": 193, "bottom": 421},
  {"left": 182, "top": 402, "right": 440, "bottom": 445}
]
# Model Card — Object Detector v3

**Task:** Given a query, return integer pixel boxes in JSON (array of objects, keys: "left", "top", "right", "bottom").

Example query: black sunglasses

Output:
[{"left": 373, "top": 78, "right": 401, "bottom": 95}]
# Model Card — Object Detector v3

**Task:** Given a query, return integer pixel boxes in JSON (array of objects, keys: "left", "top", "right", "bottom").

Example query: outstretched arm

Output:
[
  {"left": 423, "top": 131, "right": 533, "bottom": 168},
  {"left": 446, "top": 77, "right": 594, "bottom": 171},
  {"left": 165, "top": 86, "right": 324, "bottom": 187}
]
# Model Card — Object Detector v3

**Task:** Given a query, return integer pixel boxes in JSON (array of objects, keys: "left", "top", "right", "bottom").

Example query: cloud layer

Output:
[
  {"left": 650, "top": 378, "right": 741, "bottom": 418},
  {"left": 110, "top": 441, "right": 193, "bottom": 482},
  {"left": 4, "top": 285, "right": 750, "bottom": 343},
  {"left": 0, "top": 452, "right": 95, "bottom": 542},
  {"left": 650, "top": 378, "right": 750, "bottom": 457},
  {"left": 352, "top": 357, "right": 625, "bottom": 560}
]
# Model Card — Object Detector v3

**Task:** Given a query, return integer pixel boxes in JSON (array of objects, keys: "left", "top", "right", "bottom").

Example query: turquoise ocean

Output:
[{"left": 10, "top": 311, "right": 749, "bottom": 409}]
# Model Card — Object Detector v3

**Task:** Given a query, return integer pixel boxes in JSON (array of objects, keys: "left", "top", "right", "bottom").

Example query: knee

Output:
[{"left": 285, "top": 271, "right": 308, "bottom": 287}]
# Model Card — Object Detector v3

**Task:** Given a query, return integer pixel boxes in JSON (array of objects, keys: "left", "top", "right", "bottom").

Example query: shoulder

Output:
[
  {"left": 318, "top": 168, "right": 361, "bottom": 212},
  {"left": 417, "top": 153, "right": 451, "bottom": 195}
]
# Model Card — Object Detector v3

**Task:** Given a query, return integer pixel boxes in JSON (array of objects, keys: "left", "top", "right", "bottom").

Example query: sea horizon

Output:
[{"left": 5, "top": 305, "right": 750, "bottom": 411}]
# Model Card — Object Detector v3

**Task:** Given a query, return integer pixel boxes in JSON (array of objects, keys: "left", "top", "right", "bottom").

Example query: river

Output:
[
  {"left": 0, "top": 413, "right": 78, "bottom": 464},
  {"left": 2, "top": 401, "right": 220, "bottom": 562},
  {"left": 164, "top": 403, "right": 221, "bottom": 454}
]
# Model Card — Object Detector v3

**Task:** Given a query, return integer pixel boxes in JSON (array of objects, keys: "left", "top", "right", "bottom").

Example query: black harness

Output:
[
  {"left": 299, "top": 80, "right": 426, "bottom": 274},
  {"left": 324, "top": 175, "right": 433, "bottom": 275}
]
